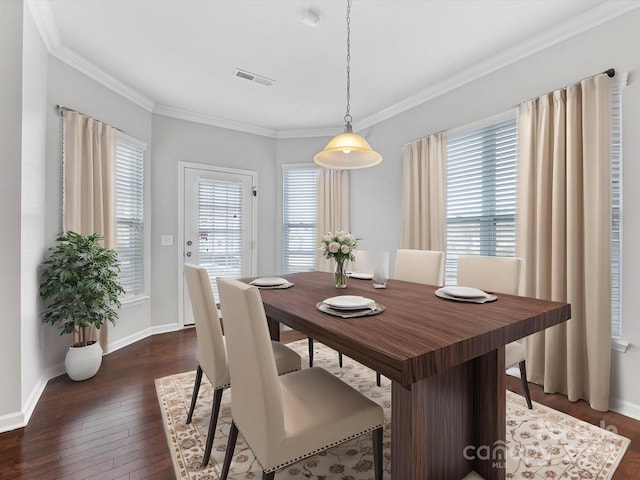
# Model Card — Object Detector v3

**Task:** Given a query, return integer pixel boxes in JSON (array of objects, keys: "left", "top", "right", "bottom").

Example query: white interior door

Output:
[{"left": 181, "top": 165, "right": 256, "bottom": 325}]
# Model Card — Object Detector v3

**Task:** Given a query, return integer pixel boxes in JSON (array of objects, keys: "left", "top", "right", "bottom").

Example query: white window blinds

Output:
[
  {"left": 198, "top": 178, "right": 244, "bottom": 298},
  {"left": 445, "top": 117, "right": 517, "bottom": 284},
  {"left": 283, "top": 166, "right": 319, "bottom": 273},
  {"left": 116, "top": 135, "right": 145, "bottom": 297},
  {"left": 611, "top": 77, "right": 624, "bottom": 338}
]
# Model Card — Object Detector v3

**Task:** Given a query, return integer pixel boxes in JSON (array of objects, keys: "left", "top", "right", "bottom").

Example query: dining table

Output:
[{"left": 252, "top": 271, "right": 571, "bottom": 480}]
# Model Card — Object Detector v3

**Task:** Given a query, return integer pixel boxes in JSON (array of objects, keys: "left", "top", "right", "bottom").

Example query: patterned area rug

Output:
[{"left": 155, "top": 339, "right": 629, "bottom": 480}]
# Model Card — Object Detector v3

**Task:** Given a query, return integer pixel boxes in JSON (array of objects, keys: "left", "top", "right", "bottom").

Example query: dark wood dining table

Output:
[{"left": 255, "top": 271, "right": 571, "bottom": 480}]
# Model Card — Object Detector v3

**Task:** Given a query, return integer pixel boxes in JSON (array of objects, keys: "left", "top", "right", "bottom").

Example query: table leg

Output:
[
  {"left": 391, "top": 348, "right": 505, "bottom": 480},
  {"left": 266, "top": 317, "right": 280, "bottom": 341}
]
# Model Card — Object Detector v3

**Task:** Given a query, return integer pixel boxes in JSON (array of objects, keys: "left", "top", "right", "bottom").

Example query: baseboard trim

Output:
[
  {"left": 0, "top": 362, "right": 65, "bottom": 433},
  {"left": 106, "top": 323, "right": 184, "bottom": 354},
  {"left": 106, "top": 328, "right": 154, "bottom": 354},
  {"left": 1, "top": 323, "right": 186, "bottom": 434},
  {"left": 0, "top": 410, "right": 25, "bottom": 433},
  {"left": 610, "top": 396, "right": 640, "bottom": 421}
]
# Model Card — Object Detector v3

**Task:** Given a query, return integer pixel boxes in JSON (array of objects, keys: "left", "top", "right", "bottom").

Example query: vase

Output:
[
  {"left": 65, "top": 340, "right": 103, "bottom": 381},
  {"left": 334, "top": 258, "right": 347, "bottom": 288}
]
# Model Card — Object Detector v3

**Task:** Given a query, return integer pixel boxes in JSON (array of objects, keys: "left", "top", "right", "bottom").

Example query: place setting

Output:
[
  {"left": 317, "top": 295, "right": 385, "bottom": 318},
  {"left": 249, "top": 277, "right": 294, "bottom": 289},
  {"left": 435, "top": 285, "right": 497, "bottom": 303}
]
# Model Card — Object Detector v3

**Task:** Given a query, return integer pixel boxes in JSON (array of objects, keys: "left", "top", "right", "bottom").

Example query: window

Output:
[
  {"left": 611, "top": 77, "right": 624, "bottom": 338},
  {"left": 197, "top": 178, "right": 244, "bottom": 293},
  {"left": 283, "top": 166, "right": 319, "bottom": 273},
  {"left": 445, "top": 115, "right": 517, "bottom": 285},
  {"left": 115, "top": 134, "right": 145, "bottom": 298}
]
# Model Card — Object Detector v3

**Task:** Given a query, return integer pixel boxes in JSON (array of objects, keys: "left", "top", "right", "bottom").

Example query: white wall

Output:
[
  {"left": 150, "top": 114, "right": 277, "bottom": 328},
  {"left": 0, "top": 0, "right": 25, "bottom": 426},
  {"left": 20, "top": 0, "right": 49, "bottom": 422},
  {"left": 45, "top": 57, "right": 153, "bottom": 359}
]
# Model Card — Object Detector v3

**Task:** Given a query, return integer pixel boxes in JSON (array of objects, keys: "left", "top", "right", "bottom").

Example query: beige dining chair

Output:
[
  {"left": 183, "top": 264, "right": 302, "bottom": 467},
  {"left": 216, "top": 277, "right": 384, "bottom": 480},
  {"left": 456, "top": 255, "right": 532, "bottom": 409},
  {"left": 394, "top": 248, "right": 445, "bottom": 285}
]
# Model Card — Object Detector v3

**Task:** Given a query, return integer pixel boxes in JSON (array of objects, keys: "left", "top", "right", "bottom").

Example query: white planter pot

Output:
[{"left": 65, "top": 341, "right": 103, "bottom": 381}]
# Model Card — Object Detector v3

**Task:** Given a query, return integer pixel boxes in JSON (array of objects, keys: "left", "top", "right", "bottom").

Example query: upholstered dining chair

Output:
[
  {"left": 394, "top": 248, "right": 445, "bottom": 285},
  {"left": 183, "top": 264, "right": 302, "bottom": 467},
  {"left": 456, "top": 255, "right": 533, "bottom": 409},
  {"left": 216, "top": 277, "right": 384, "bottom": 480}
]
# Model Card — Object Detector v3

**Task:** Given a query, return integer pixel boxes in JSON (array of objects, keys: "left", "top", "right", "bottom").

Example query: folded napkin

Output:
[
  {"left": 435, "top": 288, "right": 497, "bottom": 303},
  {"left": 316, "top": 302, "right": 385, "bottom": 318},
  {"left": 253, "top": 282, "right": 294, "bottom": 289}
]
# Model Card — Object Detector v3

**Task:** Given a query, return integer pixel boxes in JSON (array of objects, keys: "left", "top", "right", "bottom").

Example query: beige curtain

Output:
[
  {"left": 400, "top": 132, "right": 447, "bottom": 250},
  {"left": 63, "top": 110, "right": 117, "bottom": 349},
  {"left": 315, "top": 169, "right": 350, "bottom": 272},
  {"left": 517, "top": 73, "right": 612, "bottom": 411}
]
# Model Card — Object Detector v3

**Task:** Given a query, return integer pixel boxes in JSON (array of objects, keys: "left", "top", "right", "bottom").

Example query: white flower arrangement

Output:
[{"left": 319, "top": 231, "right": 357, "bottom": 262}]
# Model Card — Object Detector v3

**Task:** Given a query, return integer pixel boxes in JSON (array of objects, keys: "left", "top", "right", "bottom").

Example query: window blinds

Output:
[
  {"left": 283, "top": 167, "right": 319, "bottom": 273},
  {"left": 611, "top": 77, "right": 623, "bottom": 338},
  {"left": 445, "top": 118, "right": 517, "bottom": 284},
  {"left": 115, "top": 137, "right": 145, "bottom": 297},
  {"left": 198, "top": 178, "right": 243, "bottom": 300}
]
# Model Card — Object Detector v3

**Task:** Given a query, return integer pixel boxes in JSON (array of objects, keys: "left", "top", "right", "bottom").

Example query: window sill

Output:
[
  {"left": 612, "top": 338, "right": 629, "bottom": 353},
  {"left": 119, "top": 295, "right": 150, "bottom": 309}
]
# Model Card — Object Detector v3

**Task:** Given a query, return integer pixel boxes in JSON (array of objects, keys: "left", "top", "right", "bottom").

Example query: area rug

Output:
[{"left": 155, "top": 339, "right": 629, "bottom": 480}]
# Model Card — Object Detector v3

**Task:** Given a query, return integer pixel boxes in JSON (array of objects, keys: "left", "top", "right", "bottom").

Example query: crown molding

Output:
[
  {"left": 25, "top": 0, "right": 61, "bottom": 52},
  {"left": 355, "top": 0, "right": 640, "bottom": 131},
  {"left": 27, "top": 0, "right": 155, "bottom": 112},
  {"left": 276, "top": 127, "right": 337, "bottom": 139},
  {"left": 153, "top": 105, "right": 278, "bottom": 138},
  {"left": 51, "top": 45, "right": 155, "bottom": 112},
  {"left": 27, "top": 0, "right": 640, "bottom": 138}
]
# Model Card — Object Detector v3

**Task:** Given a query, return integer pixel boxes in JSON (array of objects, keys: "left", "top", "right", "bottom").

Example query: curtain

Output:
[
  {"left": 516, "top": 73, "right": 612, "bottom": 411},
  {"left": 315, "top": 169, "right": 350, "bottom": 272},
  {"left": 400, "top": 132, "right": 447, "bottom": 251},
  {"left": 63, "top": 110, "right": 117, "bottom": 349}
]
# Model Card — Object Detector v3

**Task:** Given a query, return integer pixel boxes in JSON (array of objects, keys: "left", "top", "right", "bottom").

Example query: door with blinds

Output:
[{"left": 182, "top": 165, "right": 256, "bottom": 325}]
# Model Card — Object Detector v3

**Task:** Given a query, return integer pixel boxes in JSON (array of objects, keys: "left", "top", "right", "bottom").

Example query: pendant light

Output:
[{"left": 313, "top": 0, "right": 382, "bottom": 170}]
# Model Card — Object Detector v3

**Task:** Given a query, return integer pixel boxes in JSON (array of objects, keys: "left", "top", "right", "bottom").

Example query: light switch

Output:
[{"left": 161, "top": 235, "right": 174, "bottom": 247}]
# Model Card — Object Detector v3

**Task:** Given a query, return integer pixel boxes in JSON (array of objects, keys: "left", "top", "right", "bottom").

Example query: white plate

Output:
[
  {"left": 250, "top": 277, "right": 288, "bottom": 287},
  {"left": 438, "top": 286, "right": 489, "bottom": 299},
  {"left": 435, "top": 289, "right": 497, "bottom": 304},
  {"left": 323, "top": 295, "right": 376, "bottom": 310},
  {"left": 347, "top": 272, "right": 373, "bottom": 280}
]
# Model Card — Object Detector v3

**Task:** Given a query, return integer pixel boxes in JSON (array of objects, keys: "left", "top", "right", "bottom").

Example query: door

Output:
[{"left": 181, "top": 164, "right": 256, "bottom": 325}]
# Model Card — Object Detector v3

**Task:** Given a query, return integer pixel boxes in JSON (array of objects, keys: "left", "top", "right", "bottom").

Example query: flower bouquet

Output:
[{"left": 319, "top": 231, "right": 357, "bottom": 288}]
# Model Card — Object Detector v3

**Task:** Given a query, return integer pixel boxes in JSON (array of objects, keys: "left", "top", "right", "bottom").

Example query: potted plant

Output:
[{"left": 39, "top": 231, "right": 124, "bottom": 381}]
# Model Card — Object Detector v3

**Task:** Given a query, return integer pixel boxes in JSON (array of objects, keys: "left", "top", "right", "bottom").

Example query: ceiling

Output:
[{"left": 30, "top": 1, "right": 636, "bottom": 137}]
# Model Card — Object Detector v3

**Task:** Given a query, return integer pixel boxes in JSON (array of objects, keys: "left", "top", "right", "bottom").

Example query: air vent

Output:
[{"left": 234, "top": 69, "right": 274, "bottom": 87}]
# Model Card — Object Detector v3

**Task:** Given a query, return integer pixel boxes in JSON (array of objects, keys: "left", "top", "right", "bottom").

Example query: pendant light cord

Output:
[{"left": 344, "top": 0, "right": 352, "bottom": 127}]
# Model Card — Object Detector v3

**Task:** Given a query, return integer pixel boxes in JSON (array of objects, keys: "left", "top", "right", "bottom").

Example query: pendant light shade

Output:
[
  {"left": 314, "top": 125, "right": 382, "bottom": 169},
  {"left": 314, "top": 0, "right": 382, "bottom": 170}
]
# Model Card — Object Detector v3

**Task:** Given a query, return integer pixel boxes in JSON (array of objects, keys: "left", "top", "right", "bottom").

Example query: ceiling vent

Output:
[{"left": 234, "top": 69, "right": 274, "bottom": 87}]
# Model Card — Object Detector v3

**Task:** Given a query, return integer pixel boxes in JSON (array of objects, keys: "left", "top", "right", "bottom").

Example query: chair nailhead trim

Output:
[{"left": 237, "top": 423, "right": 383, "bottom": 474}]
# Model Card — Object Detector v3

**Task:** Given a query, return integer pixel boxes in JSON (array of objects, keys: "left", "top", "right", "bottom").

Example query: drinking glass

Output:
[{"left": 371, "top": 251, "right": 389, "bottom": 289}]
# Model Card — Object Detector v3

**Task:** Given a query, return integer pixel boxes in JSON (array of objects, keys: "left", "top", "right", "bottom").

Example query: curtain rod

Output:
[
  {"left": 56, "top": 105, "right": 125, "bottom": 133},
  {"left": 402, "top": 68, "right": 615, "bottom": 148}
]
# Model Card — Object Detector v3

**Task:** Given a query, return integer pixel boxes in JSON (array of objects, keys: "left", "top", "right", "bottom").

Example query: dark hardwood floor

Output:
[{"left": 0, "top": 328, "right": 638, "bottom": 479}]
